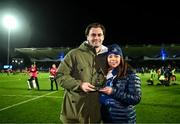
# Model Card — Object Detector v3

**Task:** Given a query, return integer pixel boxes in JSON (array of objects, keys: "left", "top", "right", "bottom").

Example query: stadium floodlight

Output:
[
  {"left": 3, "top": 15, "right": 17, "bottom": 29},
  {"left": 2, "top": 15, "right": 17, "bottom": 65}
]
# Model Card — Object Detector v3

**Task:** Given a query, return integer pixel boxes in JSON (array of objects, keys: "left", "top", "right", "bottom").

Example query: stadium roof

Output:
[
  {"left": 13, "top": 44, "right": 180, "bottom": 62},
  {"left": 14, "top": 47, "right": 71, "bottom": 62}
]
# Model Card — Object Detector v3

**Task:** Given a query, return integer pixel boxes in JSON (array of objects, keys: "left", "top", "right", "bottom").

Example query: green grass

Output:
[
  {"left": 136, "top": 73, "right": 180, "bottom": 123},
  {"left": 0, "top": 72, "right": 63, "bottom": 123},
  {"left": 0, "top": 72, "right": 180, "bottom": 123}
]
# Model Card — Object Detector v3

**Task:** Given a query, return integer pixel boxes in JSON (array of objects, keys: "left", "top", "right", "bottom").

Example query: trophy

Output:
[
  {"left": 93, "top": 67, "right": 106, "bottom": 90},
  {"left": 94, "top": 75, "right": 105, "bottom": 91}
]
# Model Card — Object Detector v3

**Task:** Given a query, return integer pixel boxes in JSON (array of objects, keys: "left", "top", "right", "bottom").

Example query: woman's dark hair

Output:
[
  {"left": 85, "top": 22, "right": 106, "bottom": 36},
  {"left": 116, "top": 57, "right": 128, "bottom": 78}
]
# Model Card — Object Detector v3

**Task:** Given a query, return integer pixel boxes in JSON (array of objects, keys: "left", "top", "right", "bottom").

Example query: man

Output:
[{"left": 56, "top": 22, "right": 108, "bottom": 123}]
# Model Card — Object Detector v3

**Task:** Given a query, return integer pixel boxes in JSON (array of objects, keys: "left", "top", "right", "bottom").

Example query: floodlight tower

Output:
[{"left": 3, "top": 15, "right": 17, "bottom": 65}]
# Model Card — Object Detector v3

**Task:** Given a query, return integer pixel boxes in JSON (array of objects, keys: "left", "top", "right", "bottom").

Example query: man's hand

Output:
[{"left": 80, "top": 82, "right": 96, "bottom": 92}]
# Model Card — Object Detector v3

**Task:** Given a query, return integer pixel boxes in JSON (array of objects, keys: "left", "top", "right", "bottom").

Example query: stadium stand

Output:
[{"left": 7, "top": 44, "right": 180, "bottom": 72}]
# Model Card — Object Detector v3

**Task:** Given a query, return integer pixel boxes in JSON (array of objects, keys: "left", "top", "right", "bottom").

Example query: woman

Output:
[
  {"left": 99, "top": 44, "right": 142, "bottom": 123},
  {"left": 27, "top": 64, "right": 40, "bottom": 90},
  {"left": 49, "top": 64, "right": 58, "bottom": 90}
]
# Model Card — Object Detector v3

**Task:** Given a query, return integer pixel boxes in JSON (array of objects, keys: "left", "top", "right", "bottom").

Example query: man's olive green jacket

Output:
[{"left": 56, "top": 41, "right": 107, "bottom": 123}]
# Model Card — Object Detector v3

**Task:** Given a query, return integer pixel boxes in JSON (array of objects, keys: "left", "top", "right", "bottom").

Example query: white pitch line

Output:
[
  {"left": 2, "top": 94, "right": 63, "bottom": 99},
  {"left": 0, "top": 91, "right": 57, "bottom": 112}
]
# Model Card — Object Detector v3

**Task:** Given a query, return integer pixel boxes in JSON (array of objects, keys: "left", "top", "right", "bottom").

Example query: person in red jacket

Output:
[
  {"left": 27, "top": 64, "right": 40, "bottom": 90},
  {"left": 49, "top": 64, "right": 58, "bottom": 90}
]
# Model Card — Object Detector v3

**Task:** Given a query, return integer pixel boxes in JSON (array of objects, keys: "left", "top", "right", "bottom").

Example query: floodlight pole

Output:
[{"left": 7, "top": 28, "right": 11, "bottom": 65}]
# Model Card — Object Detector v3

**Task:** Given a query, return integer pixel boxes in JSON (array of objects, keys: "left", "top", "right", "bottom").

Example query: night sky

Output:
[{"left": 0, "top": 0, "right": 180, "bottom": 63}]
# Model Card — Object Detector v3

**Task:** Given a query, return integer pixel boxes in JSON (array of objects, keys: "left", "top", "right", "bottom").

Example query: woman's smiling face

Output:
[{"left": 107, "top": 53, "right": 121, "bottom": 69}]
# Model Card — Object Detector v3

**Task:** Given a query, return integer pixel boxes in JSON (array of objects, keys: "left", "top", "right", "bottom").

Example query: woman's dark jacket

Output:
[{"left": 100, "top": 69, "right": 141, "bottom": 123}]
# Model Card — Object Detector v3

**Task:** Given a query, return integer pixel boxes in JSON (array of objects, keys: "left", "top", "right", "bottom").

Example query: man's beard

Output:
[
  {"left": 92, "top": 42, "right": 102, "bottom": 48},
  {"left": 88, "top": 40, "right": 102, "bottom": 48},
  {"left": 94, "top": 45, "right": 100, "bottom": 48}
]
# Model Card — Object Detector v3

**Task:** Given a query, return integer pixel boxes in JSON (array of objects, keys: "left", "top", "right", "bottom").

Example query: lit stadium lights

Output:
[
  {"left": 3, "top": 15, "right": 17, "bottom": 29},
  {"left": 160, "top": 48, "right": 167, "bottom": 60},
  {"left": 12, "top": 58, "right": 23, "bottom": 63},
  {"left": 12, "top": 58, "right": 24, "bottom": 71},
  {"left": 162, "top": 54, "right": 165, "bottom": 60}
]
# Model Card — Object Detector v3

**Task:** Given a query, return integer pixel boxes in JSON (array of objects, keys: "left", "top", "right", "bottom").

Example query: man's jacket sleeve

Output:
[{"left": 56, "top": 52, "right": 82, "bottom": 91}]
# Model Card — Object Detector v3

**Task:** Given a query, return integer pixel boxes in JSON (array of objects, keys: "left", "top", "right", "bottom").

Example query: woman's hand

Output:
[{"left": 99, "top": 86, "right": 113, "bottom": 95}]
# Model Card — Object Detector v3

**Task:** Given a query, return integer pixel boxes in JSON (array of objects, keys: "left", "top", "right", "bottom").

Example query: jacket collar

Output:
[{"left": 79, "top": 41, "right": 108, "bottom": 55}]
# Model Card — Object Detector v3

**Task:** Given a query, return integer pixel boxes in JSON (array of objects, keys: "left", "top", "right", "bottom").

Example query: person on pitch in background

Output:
[
  {"left": 99, "top": 44, "right": 142, "bottom": 123},
  {"left": 56, "top": 22, "right": 108, "bottom": 123},
  {"left": 27, "top": 63, "right": 40, "bottom": 90},
  {"left": 49, "top": 64, "right": 58, "bottom": 90}
]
